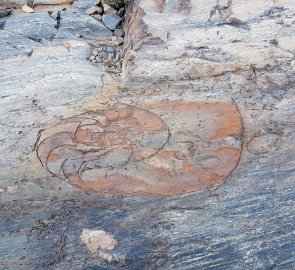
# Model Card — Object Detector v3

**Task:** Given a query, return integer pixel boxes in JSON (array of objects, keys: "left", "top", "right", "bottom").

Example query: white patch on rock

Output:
[
  {"left": 80, "top": 229, "right": 125, "bottom": 262},
  {"left": 80, "top": 229, "right": 117, "bottom": 255},
  {"left": 21, "top": 5, "right": 34, "bottom": 13}
]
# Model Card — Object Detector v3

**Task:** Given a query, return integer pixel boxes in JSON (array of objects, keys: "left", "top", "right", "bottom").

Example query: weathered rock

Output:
[
  {"left": 85, "top": 6, "right": 102, "bottom": 15},
  {"left": 123, "top": 0, "right": 295, "bottom": 82},
  {"left": 0, "top": 30, "right": 42, "bottom": 60},
  {"left": 111, "top": 35, "right": 123, "bottom": 45},
  {"left": 33, "top": 0, "right": 73, "bottom": 5},
  {"left": 0, "top": 40, "right": 105, "bottom": 174},
  {"left": 73, "top": 0, "right": 96, "bottom": 13},
  {"left": 4, "top": 10, "right": 57, "bottom": 41},
  {"left": 114, "top": 28, "right": 124, "bottom": 37},
  {"left": 57, "top": 11, "right": 113, "bottom": 40},
  {"left": 0, "top": 7, "right": 12, "bottom": 18},
  {"left": 1, "top": 0, "right": 295, "bottom": 269},
  {"left": 37, "top": 97, "right": 242, "bottom": 195},
  {"left": 103, "top": 0, "right": 123, "bottom": 10},
  {"left": 102, "top": 13, "right": 122, "bottom": 30},
  {"left": 0, "top": 0, "right": 26, "bottom": 6},
  {"left": 21, "top": 4, "right": 34, "bottom": 13},
  {"left": 117, "top": 6, "right": 124, "bottom": 16},
  {"left": 102, "top": 3, "right": 116, "bottom": 14},
  {"left": 94, "top": 0, "right": 100, "bottom": 6},
  {"left": 92, "top": 13, "right": 102, "bottom": 20}
]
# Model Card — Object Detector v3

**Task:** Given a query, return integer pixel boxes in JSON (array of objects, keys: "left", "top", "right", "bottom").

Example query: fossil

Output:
[{"left": 37, "top": 100, "right": 242, "bottom": 195}]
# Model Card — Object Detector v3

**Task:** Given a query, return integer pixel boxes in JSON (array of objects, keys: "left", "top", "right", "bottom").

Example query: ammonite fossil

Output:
[{"left": 37, "top": 100, "right": 242, "bottom": 195}]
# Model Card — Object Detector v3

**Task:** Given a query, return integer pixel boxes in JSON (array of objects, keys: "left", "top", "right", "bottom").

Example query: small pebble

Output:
[
  {"left": 21, "top": 5, "right": 34, "bottom": 13},
  {"left": 94, "top": 0, "right": 101, "bottom": 5},
  {"left": 114, "top": 28, "right": 124, "bottom": 37},
  {"left": 110, "top": 36, "right": 123, "bottom": 45},
  {"left": 105, "top": 46, "right": 115, "bottom": 53},
  {"left": 89, "top": 55, "right": 95, "bottom": 61}
]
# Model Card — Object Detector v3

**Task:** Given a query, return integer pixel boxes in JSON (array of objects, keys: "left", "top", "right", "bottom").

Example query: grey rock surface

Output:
[
  {"left": 4, "top": 11, "right": 56, "bottom": 41},
  {"left": 91, "top": 13, "right": 101, "bottom": 20},
  {"left": 0, "top": 0, "right": 295, "bottom": 269},
  {"left": 114, "top": 28, "right": 124, "bottom": 37},
  {"left": 102, "top": 12, "right": 121, "bottom": 30},
  {"left": 0, "top": 30, "right": 42, "bottom": 60},
  {"left": 59, "top": 11, "right": 112, "bottom": 39},
  {"left": 0, "top": 0, "right": 26, "bottom": 6},
  {"left": 84, "top": 5, "right": 102, "bottom": 15},
  {"left": 73, "top": 0, "right": 96, "bottom": 13}
]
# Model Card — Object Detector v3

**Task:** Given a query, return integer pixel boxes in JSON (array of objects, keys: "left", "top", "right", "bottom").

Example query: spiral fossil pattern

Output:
[{"left": 37, "top": 100, "right": 242, "bottom": 195}]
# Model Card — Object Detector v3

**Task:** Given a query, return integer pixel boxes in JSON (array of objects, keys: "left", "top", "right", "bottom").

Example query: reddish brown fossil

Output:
[{"left": 37, "top": 99, "right": 242, "bottom": 195}]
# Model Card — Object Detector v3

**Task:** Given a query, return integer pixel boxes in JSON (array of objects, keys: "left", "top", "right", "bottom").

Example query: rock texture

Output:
[
  {"left": 123, "top": 0, "right": 295, "bottom": 81},
  {"left": 0, "top": 0, "right": 295, "bottom": 269},
  {"left": 37, "top": 98, "right": 242, "bottom": 195}
]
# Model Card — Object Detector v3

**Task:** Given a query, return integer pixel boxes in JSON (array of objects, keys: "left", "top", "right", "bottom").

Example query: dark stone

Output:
[{"left": 0, "top": 7, "right": 12, "bottom": 18}]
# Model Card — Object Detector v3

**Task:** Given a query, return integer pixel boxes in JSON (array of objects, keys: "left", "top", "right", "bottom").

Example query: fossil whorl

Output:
[
  {"left": 37, "top": 104, "right": 169, "bottom": 193},
  {"left": 37, "top": 100, "right": 242, "bottom": 195}
]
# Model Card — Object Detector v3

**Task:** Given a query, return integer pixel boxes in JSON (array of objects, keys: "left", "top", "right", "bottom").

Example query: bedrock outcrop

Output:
[{"left": 0, "top": 0, "right": 294, "bottom": 269}]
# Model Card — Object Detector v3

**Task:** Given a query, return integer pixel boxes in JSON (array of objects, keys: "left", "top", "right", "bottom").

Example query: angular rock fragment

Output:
[
  {"left": 103, "top": 3, "right": 117, "bottom": 14},
  {"left": 102, "top": 13, "right": 122, "bottom": 30}
]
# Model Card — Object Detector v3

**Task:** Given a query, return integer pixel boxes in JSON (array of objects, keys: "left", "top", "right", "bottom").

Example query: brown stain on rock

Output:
[{"left": 37, "top": 99, "right": 242, "bottom": 196}]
